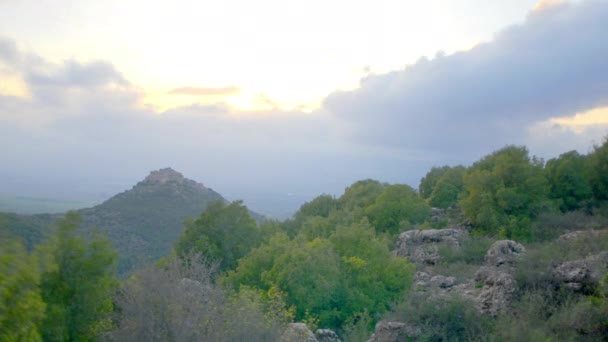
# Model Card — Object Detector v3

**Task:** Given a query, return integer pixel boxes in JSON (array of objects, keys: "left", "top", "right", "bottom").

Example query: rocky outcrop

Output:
[
  {"left": 553, "top": 252, "right": 608, "bottom": 291},
  {"left": 367, "top": 321, "right": 421, "bottom": 342},
  {"left": 315, "top": 329, "right": 341, "bottom": 342},
  {"left": 281, "top": 323, "right": 318, "bottom": 342},
  {"left": 473, "top": 240, "right": 525, "bottom": 316},
  {"left": 393, "top": 228, "right": 468, "bottom": 265}
]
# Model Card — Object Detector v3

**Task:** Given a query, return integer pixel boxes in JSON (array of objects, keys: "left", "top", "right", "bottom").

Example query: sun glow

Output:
[{"left": 551, "top": 107, "right": 608, "bottom": 133}]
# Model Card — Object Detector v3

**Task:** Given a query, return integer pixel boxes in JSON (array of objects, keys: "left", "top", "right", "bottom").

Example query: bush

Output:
[{"left": 388, "top": 294, "right": 493, "bottom": 341}]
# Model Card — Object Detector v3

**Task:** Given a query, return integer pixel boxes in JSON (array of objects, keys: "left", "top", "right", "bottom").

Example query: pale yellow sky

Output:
[
  {"left": 0, "top": 0, "right": 547, "bottom": 111},
  {"left": 1, "top": 0, "right": 602, "bottom": 132}
]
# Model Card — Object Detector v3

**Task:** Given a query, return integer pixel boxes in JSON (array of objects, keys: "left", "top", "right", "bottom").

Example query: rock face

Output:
[
  {"left": 553, "top": 252, "right": 608, "bottom": 291},
  {"left": 393, "top": 228, "right": 468, "bottom": 265},
  {"left": 281, "top": 323, "right": 318, "bottom": 342},
  {"left": 474, "top": 240, "right": 525, "bottom": 316},
  {"left": 368, "top": 321, "right": 421, "bottom": 342},
  {"left": 315, "top": 329, "right": 341, "bottom": 342}
]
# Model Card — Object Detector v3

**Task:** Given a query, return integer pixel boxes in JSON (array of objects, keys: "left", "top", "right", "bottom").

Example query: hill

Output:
[{"left": 0, "top": 168, "right": 258, "bottom": 275}]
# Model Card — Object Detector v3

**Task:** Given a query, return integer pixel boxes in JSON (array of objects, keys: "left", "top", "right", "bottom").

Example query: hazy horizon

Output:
[{"left": 1, "top": 0, "right": 607, "bottom": 218}]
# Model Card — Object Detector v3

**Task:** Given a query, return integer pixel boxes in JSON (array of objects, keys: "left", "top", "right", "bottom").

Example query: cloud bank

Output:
[
  {"left": 324, "top": 0, "right": 608, "bottom": 160},
  {"left": 1, "top": 0, "right": 607, "bottom": 217}
]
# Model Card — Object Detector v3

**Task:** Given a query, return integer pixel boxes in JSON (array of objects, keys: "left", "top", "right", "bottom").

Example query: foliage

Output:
[
  {"left": 0, "top": 240, "right": 45, "bottom": 342},
  {"left": 388, "top": 294, "right": 493, "bottom": 341},
  {"left": 438, "top": 236, "right": 493, "bottom": 266},
  {"left": 459, "top": 146, "right": 548, "bottom": 239},
  {"left": 39, "top": 212, "right": 118, "bottom": 341},
  {"left": 365, "top": 184, "right": 430, "bottom": 235},
  {"left": 294, "top": 194, "right": 339, "bottom": 222},
  {"left": 545, "top": 150, "right": 593, "bottom": 212},
  {"left": 0, "top": 212, "right": 56, "bottom": 251},
  {"left": 224, "top": 219, "right": 414, "bottom": 331},
  {"left": 338, "top": 179, "right": 386, "bottom": 221},
  {"left": 587, "top": 136, "right": 608, "bottom": 201},
  {"left": 175, "top": 200, "right": 259, "bottom": 272},
  {"left": 111, "top": 255, "right": 290, "bottom": 341},
  {"left": 419, "top": 165, "right": 466, "bottom": 209}
]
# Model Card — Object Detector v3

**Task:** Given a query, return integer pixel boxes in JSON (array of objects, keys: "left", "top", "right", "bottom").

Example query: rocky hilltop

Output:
[
  {"left": 1, "top": 168, "right": 261, "bottom": 275},
  {"left": 78, "top": 168, "right": 226, "bottom": 274}
]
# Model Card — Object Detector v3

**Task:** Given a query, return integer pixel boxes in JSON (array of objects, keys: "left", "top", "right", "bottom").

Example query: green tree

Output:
[
  {"left": 40, "top": 212, "right": 118, "bottom": 341},
  {"left": 294, "top": 194, "right": 338, "bottom": 221},
  {"left": 459, "top": 146, "right": 548, "bottom": 238},
  {"left": 419, "top": 166, "right": 451, "bottom": 199},
  {"left": 0, "top": 240, "right": 45, "bottom": 341},
  {"left": 338, "top": 180, "right": 386, "bottom": 213},
  {"left": 365, "top": 184, "right": 430, "bottom": 235},
  {"left": 587, "top": 136, "right": 608, "bottom": 201},
  {"left": 545, "top": 150, "right": 592, "bottom": 211},
  {"left": 175, "top": 200, "right": 259, "bottom": 272},
  {"left": 428, "top": 166, "right": 466, "bottom": 208}
]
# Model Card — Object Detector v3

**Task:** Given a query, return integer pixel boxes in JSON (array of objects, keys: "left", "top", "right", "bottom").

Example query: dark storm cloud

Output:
[{"left": 323, "top": 0, "right": 608, "bottom": 158}]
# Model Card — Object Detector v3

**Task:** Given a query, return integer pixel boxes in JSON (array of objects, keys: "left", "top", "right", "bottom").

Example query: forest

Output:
[{"left": 2, "top": 137, "right": 608, "bottom": 341}]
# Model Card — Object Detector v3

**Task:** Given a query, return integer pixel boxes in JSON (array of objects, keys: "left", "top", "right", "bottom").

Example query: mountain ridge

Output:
[{"left": 0, "top": 168, "right": 261, "bottom": 275}]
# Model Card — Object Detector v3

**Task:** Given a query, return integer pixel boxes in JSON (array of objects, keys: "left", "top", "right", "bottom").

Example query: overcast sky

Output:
[{"left": 1, "top": 0, "right": 607, "bottom": 217}]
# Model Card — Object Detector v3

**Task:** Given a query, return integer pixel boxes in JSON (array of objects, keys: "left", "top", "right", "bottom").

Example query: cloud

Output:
[
  {"left": 324, "top": 0, "right": 608, "bottom": 159},
  {"left": 1, "top": 1, "right": 608, "bottom": 217},
  {"left": 0, "top": 36, "right": 18, "bottom": 65},
  {"left": 168, "top": 86, "right": 240, "bottom": 96}
]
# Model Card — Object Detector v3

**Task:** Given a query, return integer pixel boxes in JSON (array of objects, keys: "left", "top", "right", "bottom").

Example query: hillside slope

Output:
[{"left": 0, "top": 168, "right": 254, "bottom": 275}]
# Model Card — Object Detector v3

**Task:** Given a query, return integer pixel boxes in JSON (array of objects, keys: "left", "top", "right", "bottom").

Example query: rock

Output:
[
  {"left": 557, "top": 230, "right": 605, "bottom": 242},
  {"left": 368, "top": 320, "right": 421, "bottom": 342},
  {"left": 430, "top": 207, "right": 446, "bottom": 223},
  {"left": 474, "top": 266, "right": 517, "bottom": 316},
  {"left": 552, "top": 252, "right": 608, "bottom": 291},
  {"left": 430, "top": 275, "right": 456, "bottom": 289},
  {"left": 484, "top": 240, "right": 525, "bottom": 267},
  {"left": 394, "top": 228, "right": 468, "bottom": 265},
  {"left": 315, "top": 329, "right": 341, "bottom": 342},
  {"left": 281, "top": 323, "right": 318, "bottom": 342},
  {"left": 472, "top": 240, "right": 525, "bottom": 316}
]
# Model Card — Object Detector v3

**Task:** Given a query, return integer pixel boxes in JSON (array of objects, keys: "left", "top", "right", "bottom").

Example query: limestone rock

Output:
[
  {"left": 367, "top": 320, "right": 421, "bottom": 342},
  {"left": 473, "top": 240, "right": 525, "bottom": 316},
  {"left": 281, "top": 323, "right": 318, "bottom": 342},
  {"left": 484, "top": 240, "right": 525, "bottom": 267},
  {"left": 315, "top": 329, "right": 341, "bottom": 342},
  {"left": 553, "top": 252, "right": 608, "bottom": 291},
  {"left": 430, "top": 275, "right": 457, "bottom": 289},
  {"left": 394, "top": 228, "right": 468, "bottom": 265}
]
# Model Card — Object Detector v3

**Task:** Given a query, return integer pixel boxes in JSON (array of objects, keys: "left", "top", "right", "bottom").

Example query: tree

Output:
[
  {"left": 365, "top": 184, "right": 430, "bottom": 235},
  {"left": 0, "top": 240, "right": 45, "bottom": 341},
  {"left": 338, "top": 180, "right": 386, "bottom": 212},
  {"left": 39, "top": 212, "right": 118, "bottom": 341},
  {"left": 545, "top": 150, "right": 592, "bottom": 211},
  {"left": 112, "top": 255, "right": 290, "bottom": 341},
  {"left": 294, "top": 194, "right": 338, "bottom": 221},
  {"left": 459, "top": 146, "right": 548, "bottom": 238},
  {"left": 587, "top": 136, "right": 608, "bottom": 201},
  {"left": 175, "top": 200, "right": 259, "bottom": 272},
  {"left": 419, "top": 166, "right": 451, "bottom": 199},
  {"left": 427, "top": 166, "right": 466, "bottom": 208}
]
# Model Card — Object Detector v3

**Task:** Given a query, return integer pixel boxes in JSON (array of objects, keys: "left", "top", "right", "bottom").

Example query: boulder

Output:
[
  {"left": 315, "top": 329, "right": 341, "bottom": 342},
  {"left": 281, "top": 323, "right": 318, "bottom": 342},
  {"left": 394, "top": 228, "right": 468, "bottom": 265},
  {"left": 553, "top": 252, "right": 608, "bottom": 291},
  {"left": 367, "top": 320, "right": 421, "bottom": 342},
  {"left": 484, "top": 240, "right": 525, "bottom": 267},
  {"left": 473, "top": 240, "right": 525, "bottom": 316},
  {"left": 429, "top": 275, "right": 457, "bottom": 289}
]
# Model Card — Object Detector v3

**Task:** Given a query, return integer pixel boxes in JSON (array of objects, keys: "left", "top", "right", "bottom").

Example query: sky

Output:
[{"left": 0, "top": 0, "right": 607, "bottom": 218}]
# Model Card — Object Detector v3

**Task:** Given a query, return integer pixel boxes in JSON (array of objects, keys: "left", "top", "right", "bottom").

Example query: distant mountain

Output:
[{"left": 1, "top": 168, "right": 261, "bottom": 275}]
